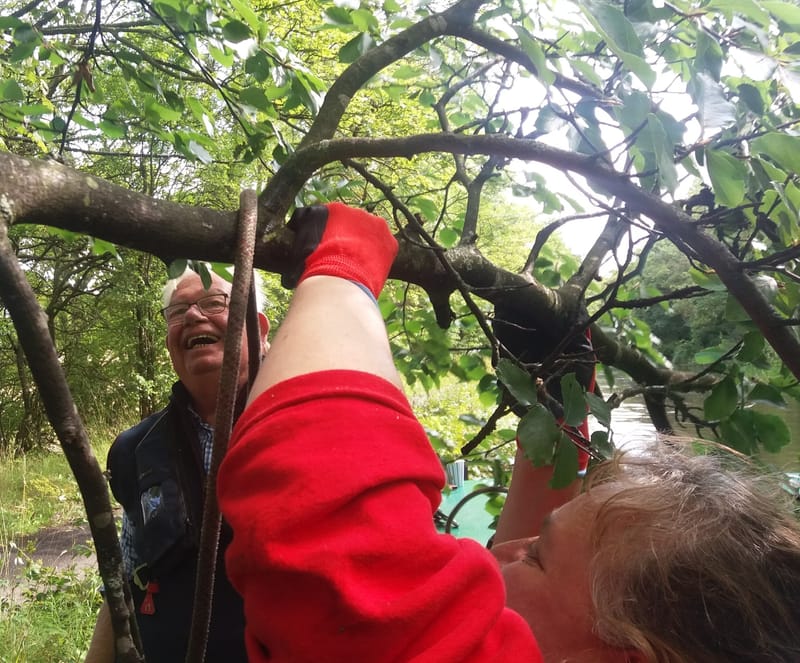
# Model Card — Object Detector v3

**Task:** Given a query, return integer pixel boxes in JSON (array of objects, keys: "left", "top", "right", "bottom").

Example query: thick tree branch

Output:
[{"left": 0, "top": 151, "right": 768, "bottom": 392}]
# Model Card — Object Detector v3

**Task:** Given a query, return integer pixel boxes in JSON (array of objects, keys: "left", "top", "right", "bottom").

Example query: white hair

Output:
[{"left": 161, "top": 263, "right": 266, "bottom": 312}]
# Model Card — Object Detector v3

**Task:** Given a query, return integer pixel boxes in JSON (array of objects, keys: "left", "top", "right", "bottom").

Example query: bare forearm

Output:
[
  {"left": 249, "top": 276, "right": 400, "bottom": 403},
  {"left": 493, "top": 447, "right": 581, "bottom": 543},
  {"left": 84, "top": 601, "right": 114, "bottom": 663}
]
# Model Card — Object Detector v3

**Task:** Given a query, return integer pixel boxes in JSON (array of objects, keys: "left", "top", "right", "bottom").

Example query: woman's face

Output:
[{"left": 492, "top": 489, "right": 631, "bottom": 663}]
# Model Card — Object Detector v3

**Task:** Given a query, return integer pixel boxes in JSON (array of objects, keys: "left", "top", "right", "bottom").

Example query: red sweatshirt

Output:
[{"left": 218, "top": 370, "right": 543, "bottom": 663}]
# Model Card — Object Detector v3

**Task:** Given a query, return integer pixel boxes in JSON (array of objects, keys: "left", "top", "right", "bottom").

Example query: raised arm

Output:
[
  {"left": 492, "top": 447, "right": 581, "bottom": 544},
  {"left": 217, "top": 203, "right": 542, "bottom": 663},
  {"left": 247, "top": 203, "right": 401, "bottom": 398}
]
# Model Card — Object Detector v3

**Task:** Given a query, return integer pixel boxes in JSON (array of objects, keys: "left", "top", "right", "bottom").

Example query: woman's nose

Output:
[{"left": 490, "top": 537, "right": 536, "bottom": 565}]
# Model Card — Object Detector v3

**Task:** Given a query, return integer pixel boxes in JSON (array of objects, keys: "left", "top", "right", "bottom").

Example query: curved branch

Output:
[
  {"left": 0, "top": 151, "right": 776, "bottom": 393},
  {"left": 270, "top": 132, "right": 800, "bottom": 380},
  {"left": 259, "top": 0, "right": 486, "bottom": 218},
  {"left": 0, "top": 218, "right": 143, "bottom": 662}
]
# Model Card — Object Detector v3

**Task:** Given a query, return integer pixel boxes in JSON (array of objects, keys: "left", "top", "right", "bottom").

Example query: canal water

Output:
[{"left": 594, "top": 378, "right": 800, "bottom": 472}]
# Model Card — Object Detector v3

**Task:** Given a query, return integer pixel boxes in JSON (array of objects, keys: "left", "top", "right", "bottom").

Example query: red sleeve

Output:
[{"left": 218, "top": 370, "right": 543, "bottom": 663}]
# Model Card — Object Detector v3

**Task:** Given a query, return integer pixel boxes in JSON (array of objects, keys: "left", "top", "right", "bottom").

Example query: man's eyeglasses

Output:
[{"left": 161, "top": 293, "right": 229, "bottom": 325}]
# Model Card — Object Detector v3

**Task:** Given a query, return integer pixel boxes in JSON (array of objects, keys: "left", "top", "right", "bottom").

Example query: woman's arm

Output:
[
  {"left": 248, "top": 275, "right": 401, "bottom": 399},
  {"left": 492, "top": 447, "right": 581, "bottom": 543},
  {"left": 218, "top": 204, "right": 542, "bottom": 663}
]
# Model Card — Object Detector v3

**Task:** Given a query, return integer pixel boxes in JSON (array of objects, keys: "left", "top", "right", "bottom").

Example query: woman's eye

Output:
[{"left": 524, "top": 542, "right": 543, "bottom": 569}]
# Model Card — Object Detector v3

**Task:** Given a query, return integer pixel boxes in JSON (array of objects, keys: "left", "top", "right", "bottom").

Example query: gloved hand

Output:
[{"left": 281, "top": 202, "right": 398, "bottom": 299}]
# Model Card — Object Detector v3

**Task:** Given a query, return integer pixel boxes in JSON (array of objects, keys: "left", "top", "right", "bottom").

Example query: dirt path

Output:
[{"left": 0, "top": 523, "right": 98, "bottom": 602}]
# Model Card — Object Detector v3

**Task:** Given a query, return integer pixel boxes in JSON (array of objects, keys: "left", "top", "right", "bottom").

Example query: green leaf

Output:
[
  {"left": 748, "top": 383, "right": 787, "bottom": 407},
  {"left": 694, "top": 30, "right": 724, "bottom": 81},
  {"left": 518, "top": 404, "right": 560, "bottom": 466},
  {"left": 185, "top": 97, "right": 206, "bottom": 120},
  {"left": 351, "top": 8, "right": 378, "bottom": 32},
  {"left": 719, "top": 409, "right": 758, "bottom": 454},
  {"left": 0, "top": 17, "right": 24, "bottom": 29},
  {"left": 704, "top": 376, "right": 739, "bottom": 421},
  {"left": 693, "top": 73, "right": 737, "bottom": 131},
  {"left": 726, "top": 275, "right": 776, "bottom": 322},
  {"left": 737, "top": 83, "right": 764, "bottom": 115},
  {"left": 187, "top": 140, "right": 212, "bottom": 164},
  {"left": 707, "top": 0, "right": 770, "bottom": 26},
  {"left": 637, "top": 113, "right": 678, "bottom": 191},
  {"left": 724, "top": 293, "right": 749, "bottom": 322},
  {"left": 560, "top": 373, "right": 586, "bottom": 427},
  {"left": 618, "top": 90, "right": 650, "bottom": 130},
  {"left": 392, "top": 65, "right": 419, "bottom": 80},
  {"left": 168, "top": 259, "right": 188, "bottom": 278},
  {"left": 694, "top": 347, "right": 726, "bottom": 365},
  {"left": 193, "top": 261, "right": 214, "bottom": 289},
  {"left": 0, "top": 79, "right": 24, "bottom": 101},
  {"left": 751, "top": 411, "right": 791, "bottom": 452},
  {"left": 582, "top": 1, "right": 655, "bottom": 88},
  {"left": 585, "top": 392, "right": 611, "bottom": 428},
  {"left": 90, "top": 238, "right": 119, "bottom": 257},
  {"left": 763, "top": 1, "right": 800, "bottom": 29},
  {"left": 339, "top": 33, "right": 375, "bottom": 63},
  {"left": 601, "top": 364, "right": 615, "bottom": 390},
  {"left": 265, "top": 81, "right": 291, "bottom": 101},
  {"left": 209, "top": 44, "right": 234, "bottom": 67},
  {"left": 324, "top": 7, "right": 354, "bottom": 26},
  {"left": 99, "top": 119, "right": 126, "bottom": 139},
  {"left": 239, "top": 86, "right": 271, "bottom": 111},
  {"left": 412, "top": 197, "right": 439, "bottom": 221},
  {"left": 496, "top": 359, "right": 538, "bottom": 407},
  {"left": 19, "top": 103, "right": 50, "bottom": 117},
  {"left": 9, "top": 40, "right": 36, "bottom": 62},
  {"left": 229, "top": 0, "right": 261, "bottom": 31},
  {"left": 513, "top": 26, "right": 555, "bottom": 85},
  {"left": 550, "top": 436, "right": 580, "bottom": 488},
  {"left": 688, "top": 267, "right": 726, "bottom": 291},
  {"left": 590, "top": 430, "right": 614, "bottom": 460},
  {"left": 737, "top": 331, "right": 765, "bottom": 364},
  {"left": 706, "top": 150, "right": 747, "bottom": 207},
  {"left": 245, "top": 52, "right": 272, "bottom": 82},
  {"left": 145, "top": 100, "right": 182, "bottom": 123},
  {"left": 438, "top": 227, "right": 459, "bottom": 247},
  {"left": 751, "top": 133, "right": 800, "bottom": 174},
  {"left": 291, "top": 71, "right": 322, "bottom": 114},
  {"left": 458, "top": 413, "right": 484, "bottom": 427},
  {"left": 222, "top": 19, "right": 252, "bottom": 43},
  {"left": 584, "top": 1, "right": 644, "bottom": 56}
]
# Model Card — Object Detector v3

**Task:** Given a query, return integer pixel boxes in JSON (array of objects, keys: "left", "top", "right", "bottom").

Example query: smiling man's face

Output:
[{"left": 165, "top": 271, "right": 246, "bottom": 399}]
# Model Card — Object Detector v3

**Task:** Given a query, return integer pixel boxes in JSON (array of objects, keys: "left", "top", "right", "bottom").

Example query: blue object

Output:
[{"left": 435, "top": 479, "right": 507, "bottom": 545}]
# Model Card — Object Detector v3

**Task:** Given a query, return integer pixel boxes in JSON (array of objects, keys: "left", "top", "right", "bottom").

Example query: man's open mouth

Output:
[{"left": 185, "top": 334, "right": 220, "bottom": 349}]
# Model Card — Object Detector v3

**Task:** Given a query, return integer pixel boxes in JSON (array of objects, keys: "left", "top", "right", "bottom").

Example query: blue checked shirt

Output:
[{"left": 118, "top": 408, "right": 213, "bottom": 578}]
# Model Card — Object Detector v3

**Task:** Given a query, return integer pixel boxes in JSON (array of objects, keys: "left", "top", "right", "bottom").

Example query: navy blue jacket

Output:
[{"left": 107, "top": 382, "right": 247, "bottom": 663}]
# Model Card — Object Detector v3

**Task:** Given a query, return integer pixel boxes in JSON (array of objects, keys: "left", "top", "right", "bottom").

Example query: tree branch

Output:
[{"left": 0, "top": 217, "right": 143, "bottom": 662}]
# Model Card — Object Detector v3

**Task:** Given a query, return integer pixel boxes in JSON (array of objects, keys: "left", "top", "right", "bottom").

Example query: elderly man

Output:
[{"left": 85, "top": 266, "right": 269, "bottom": 663}]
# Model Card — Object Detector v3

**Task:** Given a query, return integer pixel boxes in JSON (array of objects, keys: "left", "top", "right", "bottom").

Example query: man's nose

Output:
[{"left": 182, "top": 302, "right": 209, "bottom": 323}]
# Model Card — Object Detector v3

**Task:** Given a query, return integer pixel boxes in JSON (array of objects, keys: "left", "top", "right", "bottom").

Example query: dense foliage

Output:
[
  {"left": 2, "top": 0, "right": 800, "bottom": 637},
  {"left": 4, "top": 0, "right": 800, "bottom": 657}
]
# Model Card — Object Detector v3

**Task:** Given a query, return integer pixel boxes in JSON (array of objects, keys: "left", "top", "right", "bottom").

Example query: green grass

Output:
[
  {"left": 0, "top": 562, "right": 101, "bottom": 663},
  {"left": 0, "top": 439, "right": 112, "bottom": 663},
  {"left": 0, "top": 450, "right": 91, "bottom": 539}
]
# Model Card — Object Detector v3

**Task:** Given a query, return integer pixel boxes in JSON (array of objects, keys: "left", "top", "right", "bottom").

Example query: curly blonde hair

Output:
[{"left": 586, "top": 444, "right": 800, "bottom": 662}]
